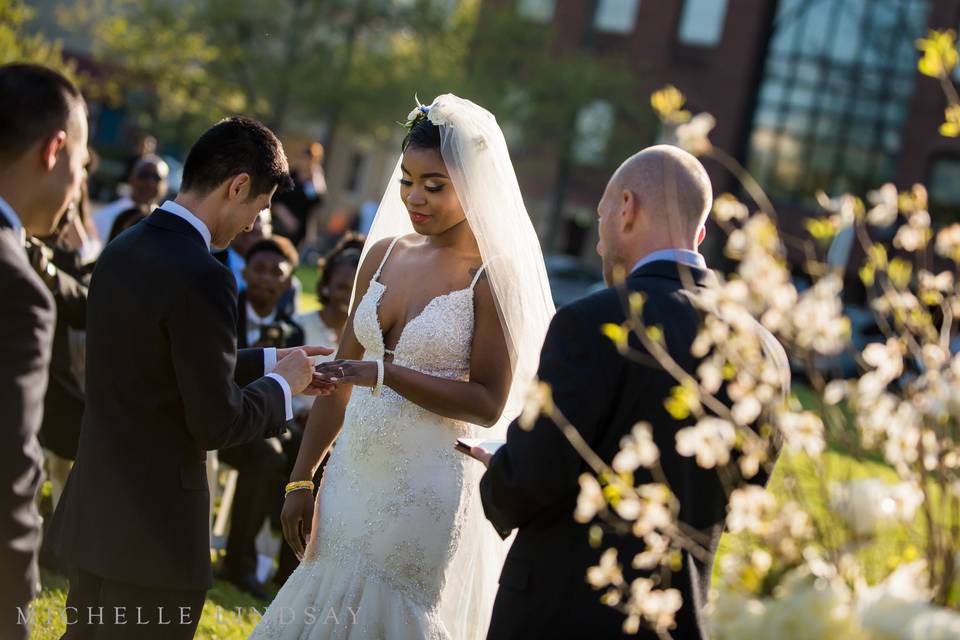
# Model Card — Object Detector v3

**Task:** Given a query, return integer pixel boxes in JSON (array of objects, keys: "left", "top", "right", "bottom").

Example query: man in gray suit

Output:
[{"left": 0, "top": 63, "right": 89, "bottom": 639}]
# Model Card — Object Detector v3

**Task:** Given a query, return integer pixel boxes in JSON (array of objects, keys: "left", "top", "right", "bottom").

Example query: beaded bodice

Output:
[
  {"left": 353, "top": 280, "right": 476, "bottom": 380},
  {"left": 352, "top": 236, "right": 483, "bottom": 379}
]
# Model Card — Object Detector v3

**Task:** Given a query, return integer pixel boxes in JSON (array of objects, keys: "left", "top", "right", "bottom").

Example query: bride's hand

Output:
[
  {"left": 314, "top": 360, "right": 378, "bottom": 388},
  {"left": 281, "top": 489, "right": 314, "bottom": 561}
]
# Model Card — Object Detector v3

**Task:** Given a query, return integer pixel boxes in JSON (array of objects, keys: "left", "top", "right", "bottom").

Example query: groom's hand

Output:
[
  {"left": 274, "top": 349, "right": 317, "bottom": 395},
  {"left": 281, "top": 489, "right": 314, "bottom": 561}
]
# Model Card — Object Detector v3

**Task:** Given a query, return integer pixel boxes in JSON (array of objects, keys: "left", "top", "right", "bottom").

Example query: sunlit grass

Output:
[
  {"left": 295, "top": 265, "right": 319, "bottom": 314},
  {"left": 716, "top": 384, "right": 931, "bottom": 587},
  {"left": 27, "top": 570, "right": 268, "bottom": 639}
]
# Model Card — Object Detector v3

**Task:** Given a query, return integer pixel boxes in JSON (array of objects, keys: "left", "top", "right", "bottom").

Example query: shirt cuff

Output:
[
  {"left": 265, "top": 372, "right": 294, "bottom": 421},
  {"left": 263, "top": 347, "right": 278, "bottom": 374}
]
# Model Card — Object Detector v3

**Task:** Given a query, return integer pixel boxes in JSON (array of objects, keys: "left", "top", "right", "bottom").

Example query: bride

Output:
[{"left": 249, "top": 94, "right": 555, "bottom": 639}]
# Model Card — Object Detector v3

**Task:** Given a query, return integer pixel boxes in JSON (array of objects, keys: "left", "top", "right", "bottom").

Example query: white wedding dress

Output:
[{"left": 250, "top": 238, "right": 496, "bottom": 640}]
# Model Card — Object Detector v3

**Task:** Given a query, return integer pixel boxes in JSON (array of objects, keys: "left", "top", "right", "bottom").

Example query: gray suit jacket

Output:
[{"left": 0, "top": 220, "right": 54, "bottom": 630}]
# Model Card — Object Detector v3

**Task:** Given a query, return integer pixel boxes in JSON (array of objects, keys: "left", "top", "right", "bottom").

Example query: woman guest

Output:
[{"left": 295, "top": 231, "right": 365, "bottom": 389}]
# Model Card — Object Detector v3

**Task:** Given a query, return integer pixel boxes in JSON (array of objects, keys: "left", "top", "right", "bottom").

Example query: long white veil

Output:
[{"left": 354, "top": 94, "right": 556, "bottom": 639}]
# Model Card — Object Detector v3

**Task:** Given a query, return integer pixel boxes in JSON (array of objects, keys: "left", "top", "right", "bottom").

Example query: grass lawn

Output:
[
  {"left": 295, "top": 265, "right": 320, "bottom": 314},
  {"left": 716, "top": 385, "right": 929, "bottom": 587},
  {"left": 715, "top": 448, "right": 922, "bottom": 586},
  {"left": 28, "top": 571, "right": 268, "bottom": 639}
]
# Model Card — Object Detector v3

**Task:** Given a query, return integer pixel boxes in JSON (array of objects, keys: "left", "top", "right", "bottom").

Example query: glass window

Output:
[
  {"left": 517, "top": 0, "right": 555, "bottom": 23},
  {"left": 677, "top": 0, "right": 728, "bottom": 47},
  {"left": 745, "top": 0, "right": 931, "bottom": 205},
  {"left": 572, "top": 100, "right": 615, "bottom": 165},
  {"left": 594, "top": 0, "right": 640, "bottom": 35},
  {"left": 928, "top": 157, "right": 960, "bottom": 221}
]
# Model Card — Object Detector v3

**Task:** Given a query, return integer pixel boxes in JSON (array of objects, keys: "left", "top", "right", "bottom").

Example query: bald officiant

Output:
[
  {"left": 0, "top": 63, "right": 89, "bottom": 639},
  {"left": 469, "top": 146, "right": 790, "bottom": 639}
]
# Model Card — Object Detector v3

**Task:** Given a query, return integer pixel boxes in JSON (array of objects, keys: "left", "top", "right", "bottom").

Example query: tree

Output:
[
  {"left": 1, "top": 0, "right": 78, "bottom": 78},
  {"left": 58, "top": 0, "right": 477, "bottom": 149}
]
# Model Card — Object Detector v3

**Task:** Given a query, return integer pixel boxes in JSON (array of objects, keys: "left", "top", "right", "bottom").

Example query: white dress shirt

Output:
[
  {"left": 159, "top": 199, "right": 212, "bottom": 250},
  {"left": 631, "top": 248, "right": 706, "bottom": 273},
  {"left": 159, "top": 199, "right": 293, "bottom": 419},
  {"left": 246, "top": 302, "right": 277, "bottom": 348},
  {"left": 92, "top": 196, "right": 135, "bottom": 241}
]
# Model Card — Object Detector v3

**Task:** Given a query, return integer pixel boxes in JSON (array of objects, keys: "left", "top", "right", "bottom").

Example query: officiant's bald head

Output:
[{"left": 597, "top": 145, "right": 712, "bottom": 284}]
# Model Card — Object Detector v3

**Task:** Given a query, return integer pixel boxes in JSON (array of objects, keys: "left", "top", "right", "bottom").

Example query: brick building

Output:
[{"left": 499, "top": 0, "right": 960, "bottom": 261}]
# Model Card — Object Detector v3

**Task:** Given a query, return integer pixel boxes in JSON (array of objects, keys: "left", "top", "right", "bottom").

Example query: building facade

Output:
[{"left": 499, "top": 0, "right": 960, "bottom": 260}]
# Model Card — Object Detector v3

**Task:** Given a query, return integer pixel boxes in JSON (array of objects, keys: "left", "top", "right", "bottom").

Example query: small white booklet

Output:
[{"left": 455, "top": 438, "right": 506, "bottom": 456}]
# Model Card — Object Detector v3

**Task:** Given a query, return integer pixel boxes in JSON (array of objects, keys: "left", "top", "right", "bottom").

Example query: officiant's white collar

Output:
[
  {"left": 631, "top": 248, "right": 706, "bottom": 274},
  {"left": 160, "top": 200, "right": 212, "bottom": 250}
]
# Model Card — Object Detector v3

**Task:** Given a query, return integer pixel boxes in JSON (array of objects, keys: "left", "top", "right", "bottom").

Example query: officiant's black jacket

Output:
[
  {"left": 0, "top": 218, "right": 54, "bottom": 632},
  {"left": 480, "top": 261, "right": 789, "bottom": 640},
  {"left": 49, "top": 209, "right": 288, "bottom": 591}
]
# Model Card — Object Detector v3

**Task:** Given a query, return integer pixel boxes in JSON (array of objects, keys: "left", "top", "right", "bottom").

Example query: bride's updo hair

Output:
[{"left": 402, "top": 113, "right": 441, "bottom": 152}]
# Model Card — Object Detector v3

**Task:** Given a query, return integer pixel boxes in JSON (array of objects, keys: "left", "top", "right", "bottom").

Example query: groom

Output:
[
  {"left": 473, "top": 146, "right": 789, "bottom": 639},
  {"left": 49, "top": 117, "right": 332, "bottom": 639}
]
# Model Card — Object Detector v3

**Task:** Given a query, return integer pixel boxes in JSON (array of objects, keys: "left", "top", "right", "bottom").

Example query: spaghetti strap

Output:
[
  {"left": 469, "top": 264, "right": 486, "bottom": 290},
  {"left": 373, "top": 237, "right": 402, "bottom": 281}
]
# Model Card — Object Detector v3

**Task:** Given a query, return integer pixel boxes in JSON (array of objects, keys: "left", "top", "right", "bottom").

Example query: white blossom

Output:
[
  {"left": 612, "top": 422, "right": 659, "bottom": 473},
  {"left": 862, "top": 338, "right": 904, "bottom": 383},
  {"left": 713, "top": 193, "right": 749, "bottom": 223},
  {"left": 777, "top": 410, "right": 826, "bottom": 456},
  {"left": 574, "top": 473, "right": 605, "bottom": 523},
  {"left": 726, "top": 485, "right": 776, "bottom": 534},
  {"left": 935, "top": 223, "right": 960, "bottom": 261},
  {"left": 675, "top": 112, "right": 716, "bottom": 155},
  {"left": 625, "top": 578, "right": 683, "bottom": 633},
  {"left": 632, "top": 531, "right": 670, "bottom": 570},
  {"left": 587, "top": 548, "right": 623, "bottom": 589},
  {"left": 893, "top": 209, "right": 931, "bottom": 252},
  {"left": 866, "top": 183, "right": 899, "bottom": 226},
  {"left": 676, "top": 417, "right": 737, "bottom": 468},
  {"left": 829, "top": 479, "right": 923, "bottom": 537}
]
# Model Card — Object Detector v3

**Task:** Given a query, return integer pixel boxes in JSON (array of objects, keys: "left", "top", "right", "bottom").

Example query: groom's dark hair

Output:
[{"left": 180, "top": 116, "right": 292, "bottom": 198}]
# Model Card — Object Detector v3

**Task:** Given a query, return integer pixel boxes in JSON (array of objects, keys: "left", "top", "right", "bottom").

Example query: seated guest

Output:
[
  {"left": 218, "top": 236, "right": 304, "bottom": 599},
  {"left": 214, "top": 211, "right": 303, "bottom": 318},
  {"left": 92, "top": 154, "right": 168, "bottom": 242},
  {"left": 106, "top": 205, "right": 148, "bottom": 243}
]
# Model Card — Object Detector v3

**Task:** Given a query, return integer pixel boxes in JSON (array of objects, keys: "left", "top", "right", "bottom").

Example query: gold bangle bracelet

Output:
[{"left": 284, "top": 480, "right": 314, "bottom": 495}]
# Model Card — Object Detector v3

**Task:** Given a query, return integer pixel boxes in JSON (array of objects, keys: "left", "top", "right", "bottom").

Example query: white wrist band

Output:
[{"left": 373, "top": 359, "right": 384, "bottom": 397}]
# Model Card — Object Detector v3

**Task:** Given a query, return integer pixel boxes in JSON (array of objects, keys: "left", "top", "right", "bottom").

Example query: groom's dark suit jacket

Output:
[
  {"left": 50, "top": 209, "right": 288, "bottom": 591},
  {"left": 481, "top": 261, "right": 789, "bottom": 640},
  {"left": 0, "top": 217, "right": 53, "bottom": 634}
]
